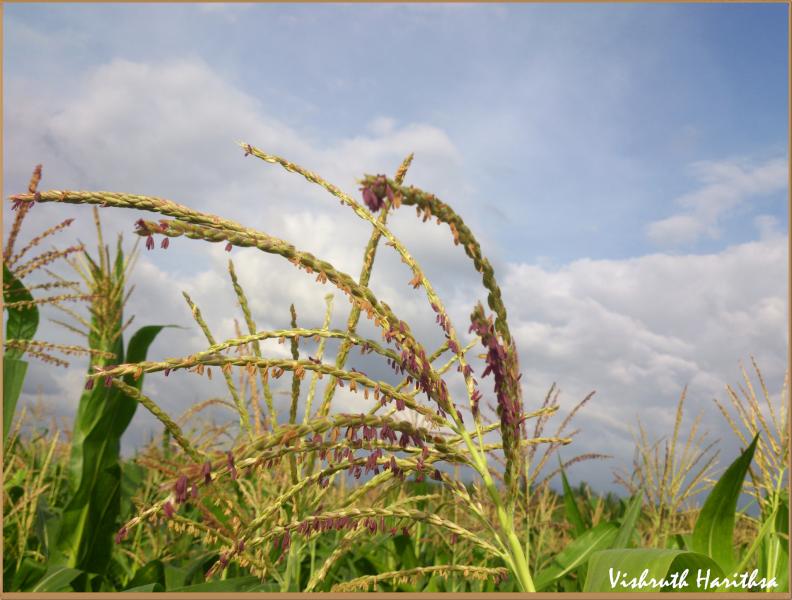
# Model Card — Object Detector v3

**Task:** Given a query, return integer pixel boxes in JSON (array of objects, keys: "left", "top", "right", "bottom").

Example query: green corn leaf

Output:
[
  {"left": 82, "top": 249, "right": 101, "bottom": 281},
  {"left": 27, "top": 565, "right": 83, "bottom": 592},
  {"left": 3, "top": 358, "right": 28, "bottom": 440},
  {"left": 116, "top": 325, "right": 175, "bottom": 433},
  {"left": 691, "top": 434, "right": 758, "bottom": 573},
  {"left": 4, "top": 264, "right": 39, "bottom": 359},
  {"left": 163, "top": 565, "right": 189, "bottom": 590},
  {"left": 734, "top": 503, "right": 779, "bottom": 578},
  {"left": 775, "top": 490, "right": 788, "bottom": 535},
  {"left": 178, "top": 552, "right": 217, "bottom": 588},
  {"left": 124, "top": 325, "right": 171, "bottom": 378},
  {"left": 57, "top": 433, "right": 123, "bottom": 574},
  {"left": 59, "top": 323, "right": 170, "bottom": 576},
  {"left": 124, "top": 559, "right": 165, "bottom": 591},
  {"left": 612, "top": 490, "right": 643, "bottom": 549},
  {"left": 771, "top": 535, "right": 789, "bottom": 592},
  {"left": 756, "top": 492, "right": 789, "bottom": 593},
  {"left": 584, "top": 548, "right": 724, "bottom": 592},
  {"left": 11, "top": 558, "right": 47, "bottom": 591},
  {"left": 560, "top": 464, "right": 586, "bottom": 537},
  {"left": 3, "top": 264, "right": 38, "bottom": 439},
  {"left": 772, "top": 492, "right": 789, "bottom": 590},
  {"left": 34, "top": 493, "right": 59, "bottom": 559},
  {"left": 113, "top": 236, "right": 124, "bottom": 279},
  {"left": 674, "top": 533, "right": 691, "bottom": 550},
  {"left": 392, "top": 534, "right": 419, "bottom": 570},
  {"left": 67, "top": 329, "right": 124, "bottom": 486},
  {"left": 534, "top": 522, "right": 618, "bottom": 591}
]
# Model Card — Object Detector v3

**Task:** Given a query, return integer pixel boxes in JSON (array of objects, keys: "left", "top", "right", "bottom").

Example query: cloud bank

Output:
[
  {"left": 647, "top": 157, "right": 787, "bottom": 247},
  {"left": 5, "top": 57, "right": 786, "bottom": 493}
]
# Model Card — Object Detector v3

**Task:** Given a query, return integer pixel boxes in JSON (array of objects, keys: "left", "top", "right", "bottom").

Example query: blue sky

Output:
[
  {"left": 6, "top": 4, "right": 787, "bottom": 262},
  {"left": 4, "top": 4, "right": 788, "bottom": 493}
]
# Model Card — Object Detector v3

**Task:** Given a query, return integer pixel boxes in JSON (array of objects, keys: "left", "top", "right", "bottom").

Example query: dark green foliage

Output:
[
  {"left": 561, "top": 465, "right": 586, "bottom": 537},
  {"left": 3, "top": 264, "right": 39, "bottom": 356},
  {"left": 535, "top": 522, "right": 619, "bottom": 591},
  {"left": 56, "top": 234, "right": 170, "bottom": 580},
  {"left": 3, "top": 264, "right": 38, "bottom": 440},
  {"left": 613, "top": 491, "right": 643, "bottom": 549},
  {"left": 3, "top": 359, "right": 28, "bottom": 441},
  {"left": 56, "top": 326, "right": 167, "bottom": 577},
  {"left": 124, "top": 559, "right": 165, "bottom": 590}
]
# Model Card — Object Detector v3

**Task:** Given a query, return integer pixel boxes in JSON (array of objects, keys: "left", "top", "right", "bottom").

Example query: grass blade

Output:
[
  {"left": 3, "top": 264, "right": 38, "bottom": 439},
  {"left": 612, "top": 490, "right": 643, "bottom": 549},
  {"left": 3, "top": 359, "right": 28, "bottom": 441},
  {"left": 27, "top": 565, "right": 83, "bottom": 592},
  {"left": 534, "top": 522, "right": 618, "bottom": 591},
  {"left": 691, "top": 433, "right": 758, "bottom": 573},
  {"left": 4, "top": 264, "right": 40, "bottom": 358},
  {"left": 116, "top": 325, "right": 174, "bottom": 433},
  {"left": 124, "top": 559, "right": 165, "bottom": 591},
  {"left": 59, "top": 324, "right": 169, "bottom": 575},
  {"left": 560, "top": 464, "right": 586, "bottom": 537}
]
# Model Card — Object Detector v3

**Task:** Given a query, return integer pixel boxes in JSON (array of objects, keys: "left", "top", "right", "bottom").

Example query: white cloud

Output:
[
  {"left": 367, "top": 117, "right": 397, "bottom": 136},
  {"left": 647, "top": 157, "right": 787, "bottom": 247},
  {"left": 755, "top": 214, "right": 783, "bottom": 241},
  {"left": 645, "top": 214, "right": 706, "bottom": 246},
  {"left": 499, "top": 235, "right": 787, "bottom": 488}
]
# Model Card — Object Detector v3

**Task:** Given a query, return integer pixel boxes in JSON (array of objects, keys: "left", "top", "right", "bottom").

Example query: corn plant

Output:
[
  {"left": 714, "top": 359, "right": 789, "bottom": 591},
  {"left": 714, "top": 358, "right": 788, "bottom": 513},
  {"left": 3, "top": 181, "right": 169, "bottom": 591},
  {"left": 9, "top": 145, "right": 578, "bottom": 591},
  {"left": 586, "top": 434, "right": 760, "bottom": 592},
  {"left": 54, "top": 208, "right": 169, "bottom": 588},
  {"left": 614, "top": 386, "right": 719, "bottom": 548},
  {"left": 3, "top": 165, "right": 93, "bottom": 441},
  {"left": 3, "top": 404, "right": 71, "bottom": 589}
]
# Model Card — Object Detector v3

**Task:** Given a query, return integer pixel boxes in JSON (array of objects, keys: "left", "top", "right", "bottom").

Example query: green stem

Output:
[
  {"left": 303, "top": 295, "right": 333, "bottom": 423},
  {"left": 288, "top": 304, "right": 300, "bottom": 485},
  {"left": 227, "top": 259, "right": 276, "bottom": 428},
  {"left": 182, "top": 292, "right": 253, "bottom": 440},
  {"left": 457, "top": 426, "right": 535, "bottom": 592},
  {"left": 317, "top": 174, "right": 398, "bottom": 418}
]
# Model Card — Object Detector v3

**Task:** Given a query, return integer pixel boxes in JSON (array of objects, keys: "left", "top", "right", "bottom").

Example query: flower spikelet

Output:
[{"left": 469, "top": 302, "right": 524, "bottom": 499}]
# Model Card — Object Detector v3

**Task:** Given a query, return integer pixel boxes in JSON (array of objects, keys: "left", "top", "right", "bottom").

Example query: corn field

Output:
[{"left": 3, "top": 155, "right": 788, "bottom": 593}]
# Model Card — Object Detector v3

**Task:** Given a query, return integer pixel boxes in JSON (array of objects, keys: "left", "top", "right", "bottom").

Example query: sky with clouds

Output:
[{"left": 3, "top": 3, "right": 788, "bottom": 494}]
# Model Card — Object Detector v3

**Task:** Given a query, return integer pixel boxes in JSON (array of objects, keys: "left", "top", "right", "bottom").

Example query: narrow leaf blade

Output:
[
  {"left": 561, "top": 465, "right": 586, "bottom": 537},
  {"left": 4, "top": 264, "right": 39, "bottom": 358},
  {"left": 28, "top": 566, "right": 83, "bottom": 592},
  {"left": 691, "top": 434, "right": 758, "bottom": 573},
  {"left": 612, "top": 490, "right": 643, "bottom": 549},
  {"left": 3, "top": 358, "right": 28, "bottom": 440},
  {"left": 534, "top": 522, "right": 618, "bottom": 591}
]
